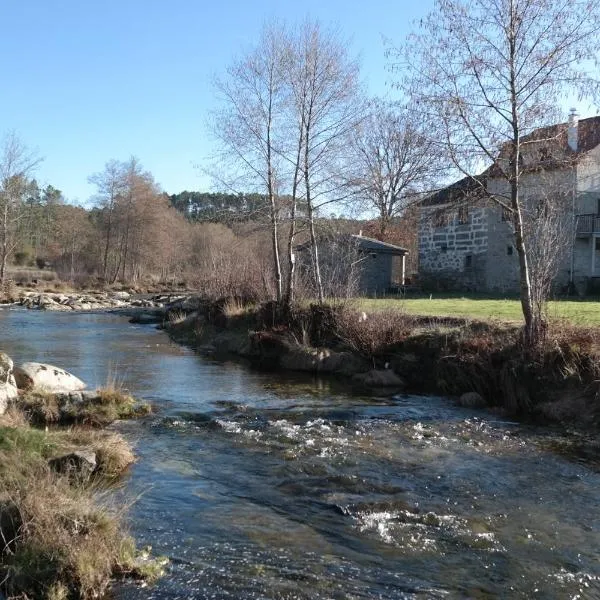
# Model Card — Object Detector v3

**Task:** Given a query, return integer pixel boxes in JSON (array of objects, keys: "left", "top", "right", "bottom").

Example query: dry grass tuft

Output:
[
  {"left": 0, "top": 408, "right": 162, "bottom": 598},
  {"left": 17, "top": 388, "right": 151, "bottom": 428},
  {"left": 62, "top": 429, "right": 136, "bottom": 479},
  {"left": 222, "top": 297, "right": 252, "bottom": 318}
]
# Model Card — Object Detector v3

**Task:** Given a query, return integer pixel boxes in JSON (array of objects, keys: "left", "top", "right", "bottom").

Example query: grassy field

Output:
[{"left": 355, "top": 296, "right": 600, "bottom": 326}]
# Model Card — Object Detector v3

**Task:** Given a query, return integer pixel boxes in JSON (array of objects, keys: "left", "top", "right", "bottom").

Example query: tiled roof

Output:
[
  {"left": 423, "top": 115, "right": 600, "bottom": 206},
  {"left": 521, "top": 115, "right": 600, "bottom": 154},
  {"left": 421, "top": 175, "right": 487, "bottom": 207}
]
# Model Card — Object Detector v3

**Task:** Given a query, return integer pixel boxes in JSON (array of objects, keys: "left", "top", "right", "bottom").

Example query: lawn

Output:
[{"left": 355, "top": 296, "right": 600, "bottom": 326}]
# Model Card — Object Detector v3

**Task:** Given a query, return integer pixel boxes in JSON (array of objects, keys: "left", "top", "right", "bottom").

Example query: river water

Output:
[{"left": 1, "top": 309, "right": 599, "bottom": 599}]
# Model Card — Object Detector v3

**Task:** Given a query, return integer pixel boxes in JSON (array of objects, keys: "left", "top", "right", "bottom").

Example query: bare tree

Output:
[
  {"left": 89, "top": 160, "right": 125, "bottom": 280},
  {"left": 212, "top": 20, "right": 363, "bottom": 307},
  {"left": 287, "top": 19, "right": 363, "bottom": 304},
  {"left": 348, "top": 101, "right": 440, "bottom": 240},
  {"left": 212, "top": 23, "right": 288, "bottom": 302},
  {"left": 51, "top": 204, "right": 94, "bottom": 282},
  {"left": 0, "top": 132, "right": 40, "bottom": 282},
  {"left": 396, "top": 0, "right": 600, "bottom": 346}
]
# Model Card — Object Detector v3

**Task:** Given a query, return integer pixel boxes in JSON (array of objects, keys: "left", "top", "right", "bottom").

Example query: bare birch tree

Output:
[
  {"left": 396, "top": 0, "right": 600, "bottom": 346},
  {"left": 0, "top": 132, "right": 40, "bottom": 283},
  {"left": 212, "top": 23, "right": 287, "bottom": 302},
  {"left": 287, "top": 20, "right": 363, "bottom": 304}
]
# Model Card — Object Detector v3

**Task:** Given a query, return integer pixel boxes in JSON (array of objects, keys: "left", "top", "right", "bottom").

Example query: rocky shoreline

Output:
[
  {"left": 10, "top": 290, "right": 194, "bottom": 312},
  {"left": 0, "top": 350, "right": 162, "bottom": 598},
  {"left": 163, "top": 301, "right": 600, "bottom": 430}
]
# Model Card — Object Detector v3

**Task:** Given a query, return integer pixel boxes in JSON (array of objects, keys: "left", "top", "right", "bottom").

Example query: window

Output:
[
  {"left": 465, "top": 254, "right": 472, "bottom": 268},
  {"left": 507, "top": 245, "right": 513, "bottom": 256},
  {"left": 457, "top": 205, "right": 469, "bottom": 225},
  {"left": 440, "top": 244, "right": 447, "bottom": 253},
  {"left": 538, "top": 147, "right": 550, "bottom": 162},
  {"left": 501, "top": 206, "right": 512, "bottom": 222},
  {"left": 595, "top": 238, "right": 600, "bottom": 252},
  {"left": 596, "top": 198, "right": 600, "bottom": 215}
]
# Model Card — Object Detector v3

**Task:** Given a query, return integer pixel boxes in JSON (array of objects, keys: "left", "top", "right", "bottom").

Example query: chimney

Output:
[
  {"left": 358, "top": 229, "right": 362, "bottom": 237},
  {"left": 568, "top": 108, "right": 579, "bottom": 152}
]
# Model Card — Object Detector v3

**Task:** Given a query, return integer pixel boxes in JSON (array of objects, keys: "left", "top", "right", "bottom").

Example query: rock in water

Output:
[
  {"left": 352, "top": 369, "right": 404, "bottom": 387},
  {"left": 458, "top": 391, "right": 486, "bottom": 408},
  {"left": 14, "top": 362, "right": 86, "bottom": 393}
]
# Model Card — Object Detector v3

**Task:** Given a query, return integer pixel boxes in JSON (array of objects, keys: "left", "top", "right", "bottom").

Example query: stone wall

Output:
[
  {"left": 357, "top": 253, "right": 394, "bottom": 295},
  {"left": 419, "top": 205, "right": 488, "bottom": 291},
  {"left": 484, "top": 205, "right": 520, "bottom": 293},
  {"left": 419, "top": 166, "right": 582, "bottom": 294}
]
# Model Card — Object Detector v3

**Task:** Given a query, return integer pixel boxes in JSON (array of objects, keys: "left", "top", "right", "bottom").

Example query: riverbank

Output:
[
  {"left": 163, "top": 299, "right": 600, "bottom": 430},
  {"left": 0, "top": 355, "right": 164, "bottom": 599}
]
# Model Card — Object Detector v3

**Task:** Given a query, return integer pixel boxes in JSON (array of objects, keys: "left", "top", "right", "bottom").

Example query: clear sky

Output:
[{"left": 0, "top": 1, "right": 433, "bottom": 204}]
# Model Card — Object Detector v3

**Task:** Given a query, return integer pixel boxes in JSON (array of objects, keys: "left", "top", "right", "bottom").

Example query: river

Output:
[{"left": 1, "top": 309, "right": 599, "bottom": 599}]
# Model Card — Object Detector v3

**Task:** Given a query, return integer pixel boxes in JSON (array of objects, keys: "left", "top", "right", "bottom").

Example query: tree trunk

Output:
[
  {"left": 269, "top": 193, "right": 282, "bottom": 302},
  {"left": 511, "top": 180, "right": 536, "bottom": 346},
  {"left": 508, "top": 1, "right": 537, "bottom": 348},
  {"left": 283, "top": 127, "right": 304, "bottom": 310},
  {"left": 0, "top": 203, "right": 9, "bottom": 284},
  {"left": 304, "top": 119, "right": 324, "bottom": 304}
]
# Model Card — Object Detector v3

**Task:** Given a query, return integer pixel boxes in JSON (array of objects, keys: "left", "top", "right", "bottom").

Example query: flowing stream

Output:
[{"left": 1, "top": 309, "right": 599, "bottom": 599}]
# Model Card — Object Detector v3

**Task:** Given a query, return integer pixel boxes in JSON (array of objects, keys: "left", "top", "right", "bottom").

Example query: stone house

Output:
[{"left": 418, "top": 111, "right": 600, "bottom": 294}]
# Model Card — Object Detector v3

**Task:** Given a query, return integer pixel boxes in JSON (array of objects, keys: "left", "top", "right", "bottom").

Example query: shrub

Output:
[{"left": 334, "top": 307, "right": 418, "bottom": 360}]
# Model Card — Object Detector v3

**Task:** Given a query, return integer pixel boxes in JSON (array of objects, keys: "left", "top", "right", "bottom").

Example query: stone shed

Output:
[{"left": 297, "top": 234, "right": 408, "bottom": 297}]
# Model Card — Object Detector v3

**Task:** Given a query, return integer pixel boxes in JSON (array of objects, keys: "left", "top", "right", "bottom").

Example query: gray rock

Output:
[
  {"left": 48, "top": 450, "right": 97, "bottom": 482},
  {"left": 14, "top": 362, "right": 86, "bottom": 393},
  {"left": 0, "top": 352, "right": 14, "bottom": 383},
  {"left": 458, "top": 391, "right": 486, "bottom": 408},
  {"left": 112, "top": 291, "right": 131, "bottom": 300},
  {"left": 0, "top": 384, "right": 17, "bottom": 415},
  {"left": 0, "top": 352, "right": 17, "bottom": 415},
  {"left": 352, "top": 369, "right": 405, "bottom": 387},
  {"left": 129, "top": 311, "right": 163, "bottom": 324},
  {"left": 42, "top": 302, "right": 72, "bottom": 312}
]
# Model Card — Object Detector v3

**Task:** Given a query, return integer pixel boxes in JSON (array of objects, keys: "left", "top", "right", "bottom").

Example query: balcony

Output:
[{"left": 576, "top": 214, "right": 600, "bottom": 236}]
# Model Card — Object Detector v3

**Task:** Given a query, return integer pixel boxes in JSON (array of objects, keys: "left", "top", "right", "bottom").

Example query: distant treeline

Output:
[
  {"left": 168, "top": 191, "right": 305, "bottom": 223},
  {"left": 168, "top": 191, "right": 270, "bottom": 222}
]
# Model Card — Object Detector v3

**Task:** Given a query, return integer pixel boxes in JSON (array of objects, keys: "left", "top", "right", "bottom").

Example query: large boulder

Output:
[
  {"left": 13, "top": 362, "right": 86, "bottom": 393},
  {"left": 0, "top": 384, "right": 17, "bottom": 415},
  {"left": 0, "top": 352, "right": 13, "bottom": 383}
]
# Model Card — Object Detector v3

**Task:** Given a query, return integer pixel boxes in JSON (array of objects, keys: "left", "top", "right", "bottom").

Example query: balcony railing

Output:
[{"left": 576, "top": 214, "right": 600, "bottom": 235}]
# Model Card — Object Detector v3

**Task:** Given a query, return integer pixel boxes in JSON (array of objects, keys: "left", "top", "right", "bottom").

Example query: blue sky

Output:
[{"left": 0, "top": 1, "right": 433, "bottom": 204}]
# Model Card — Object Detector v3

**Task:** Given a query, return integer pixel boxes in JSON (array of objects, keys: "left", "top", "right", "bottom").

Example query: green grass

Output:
[{"left": 353, "top": 296, "right": 600, "bottom": 326}]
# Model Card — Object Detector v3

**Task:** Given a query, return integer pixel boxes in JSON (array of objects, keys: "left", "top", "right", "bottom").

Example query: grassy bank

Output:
[
  {"left": 0, "top": 388, "right": 163, "bottom": 599},
  {"left": 166, "top": 298, "right": 600, "bottom": 429}
]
